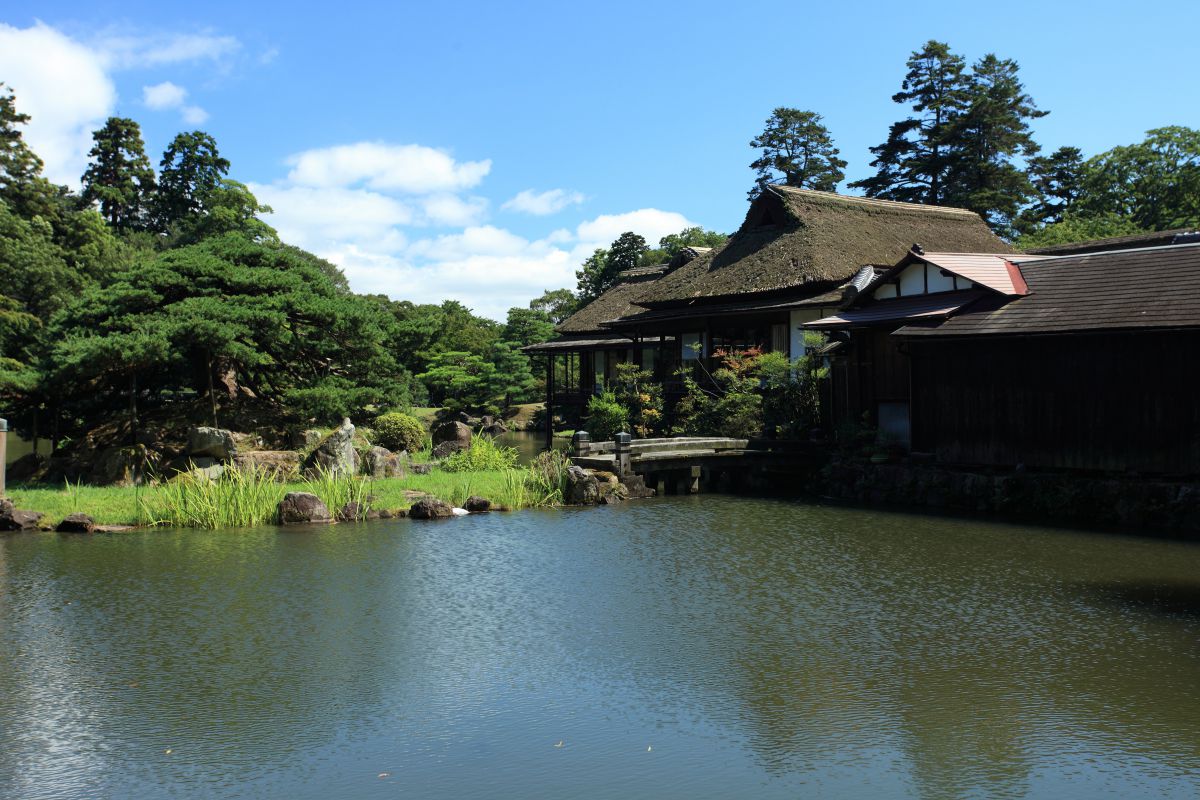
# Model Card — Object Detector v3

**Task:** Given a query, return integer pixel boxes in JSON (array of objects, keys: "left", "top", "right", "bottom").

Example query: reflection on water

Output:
[
  {"left": 1, "top": 497, "right": 1199, "bottom": 799},
  {"left": 495, "top": 429, "right": 564, "bottom": 464}
]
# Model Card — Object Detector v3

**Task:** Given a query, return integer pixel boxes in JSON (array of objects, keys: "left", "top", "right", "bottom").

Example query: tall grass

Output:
[
  {"left": 149, "top": 466, "right": 287, "bottom": 529},
  {"left": 147, "top": 464, "right": 374, "bottom": 529},
  {"left": 441, "top": 434, "right": 519, "bottom": 472}
]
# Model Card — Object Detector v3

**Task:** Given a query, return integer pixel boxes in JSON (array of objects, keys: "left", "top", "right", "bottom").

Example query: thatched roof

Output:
[
  {"left": 636, "top": 187, "right": 1010, "bottom": 307},
  {"left": 556, "top": 271, "right": 666, "bottom": 334},
  {"left": 557, "top": 246, "right": 713, "bottom": 334}
]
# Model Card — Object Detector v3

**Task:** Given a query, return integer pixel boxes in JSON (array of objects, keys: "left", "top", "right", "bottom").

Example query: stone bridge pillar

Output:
[{"left": 614, "top": 432, "right": 632, "bottom": 476}]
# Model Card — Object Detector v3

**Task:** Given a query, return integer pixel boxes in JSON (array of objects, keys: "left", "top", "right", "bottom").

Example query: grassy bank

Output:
[{"left": 7, "top": 466, "right": 558, "bottom": 529}]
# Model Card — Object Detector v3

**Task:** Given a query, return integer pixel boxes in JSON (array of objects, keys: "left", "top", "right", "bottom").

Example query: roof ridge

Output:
[
  {"left": 1011, "top": 241, "right": 1200, "bottom": 264},
  {"left": 768, "top": 185, "right": 978, "bottom": 218}
]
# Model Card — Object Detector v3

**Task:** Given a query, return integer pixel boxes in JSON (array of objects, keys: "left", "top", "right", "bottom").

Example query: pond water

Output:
[{"left": 2, "top": 497, "right": 1199, "bottom": 799}]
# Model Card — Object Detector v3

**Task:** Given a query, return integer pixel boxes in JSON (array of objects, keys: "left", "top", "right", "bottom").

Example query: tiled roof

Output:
[
  {"left": 899, "top": 244, "right": 1200, "bottom": 338},
  {"left": 805, "top": 291, "right": 987, "bottom": 329}
]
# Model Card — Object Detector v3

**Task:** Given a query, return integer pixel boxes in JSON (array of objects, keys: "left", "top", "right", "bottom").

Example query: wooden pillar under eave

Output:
[{"left": 544, "top": 353, "right": 555, "bottom": 451}]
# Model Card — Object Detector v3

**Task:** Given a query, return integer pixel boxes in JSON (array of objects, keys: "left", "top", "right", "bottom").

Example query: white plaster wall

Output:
[
  {"left": 927, "top": 268, "right": 956, "bottom": 293},
  {"left": 898, "top": 263, "right": 925, "bottom": 296},
  {"left": 789, "top": 308, "right": 827, "bottom": 356}
]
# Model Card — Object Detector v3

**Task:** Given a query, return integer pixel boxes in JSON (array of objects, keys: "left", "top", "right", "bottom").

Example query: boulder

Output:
[
  {"left": 619, "top": 473, "right": 655, "bottom": 499},
  {"left": 565, "top": 465, "right": 601, "bottom": 505},
  {"left": 411, "top": 463, "right": 433, "bottom": 475},
  {"left": 337, "top": 501, "right": 364, "bottom": 522},
  {"left": 432, "top": 421, "right": 473, "bottom": 449},
  {"left": 480, "top": 421, "right": 508, "bottom": 437},
  {"left": 408, "top": 498, "right": 453, "bottom": 520},
  {"left": 277, "top": 492, "right": 333, "bottom": 525},
  {"left": 364, "top": 446, "right": 405, "bottom": 479},
  {"left": 163, "top": 455, "right": 218, "bottom": 476},
  {"left": 188, "top": 427, "right": 237, "bottom": 460},
  {"left": 230, "top": 432, "right": 264, "bottom": 451},
  {"left": 464, "top": 495, "right": 491, "bottom": 513},
  {"left": 56, "top": 513, "right": 96, "bottom": 534},
  {"left": 7, "top": 453, "right": 48, "bottom": 483},
  {"left": 306, "top": 418, "right": 358, "bottom": 477},
  {"left": 432, "top": 440, "right": 466, "bottom": 459},
  {"left": 234, "top": 450, "right": 303, "bottom": 480},
  {"left": 0, "top": 499, "right": 44, "bottom": 531},
  {"left": 290, "top": 429, "right": 325, "bottom": 449},
  {"left": 89, "top": 445, "right": 159, "bottom": 486}
]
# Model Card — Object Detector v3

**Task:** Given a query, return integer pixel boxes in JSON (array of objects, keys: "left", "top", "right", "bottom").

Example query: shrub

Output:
[
  {"left": 373, "top": 411, "right": 426, "bottom": 453},
  {"left": 441, "top": 434, "right": 519, "bottom": 472},
  {"left": 612, "top": 363, "right": 664, "bottom": 437},
  {"left": 585, "top": 391, "right": 629, "bottom": 442}
]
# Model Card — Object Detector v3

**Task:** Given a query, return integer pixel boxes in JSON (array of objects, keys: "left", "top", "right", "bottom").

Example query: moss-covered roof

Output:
[
  {"left": 635, "top": 186, "right": 1011, "bottom": 307},
  {"left": 556, "top": 272, "right": 665, "bottom": 334}
]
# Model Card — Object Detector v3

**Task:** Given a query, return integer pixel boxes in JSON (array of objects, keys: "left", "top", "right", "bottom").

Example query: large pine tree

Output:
[
  {"left": 849, "top": 41, "right": 968, "bottom": 205},
  {"left": 942, "top": 54, "right": 1047, "bottom": 233},
  {"left": 748, "top": 108, "right": 846, "bottom": 199},
  {"left": 155, "top": 131, "right": 231, "bottom": 231},
  {"left": 81, "top": 117, "right": 157, "bottom": 231}
]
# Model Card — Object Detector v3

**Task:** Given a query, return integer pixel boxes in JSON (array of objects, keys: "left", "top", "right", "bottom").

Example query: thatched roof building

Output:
[{"left": 635, "top": 186, "right": 1010, "bottom": 307}]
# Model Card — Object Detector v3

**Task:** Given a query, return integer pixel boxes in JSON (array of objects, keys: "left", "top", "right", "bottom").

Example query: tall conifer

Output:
[
  {"left": 81, "top": 117, "right": 157, "bottom": 231},
  {"left": 849, "top": 41, "right": 968, "bottom": 205}
]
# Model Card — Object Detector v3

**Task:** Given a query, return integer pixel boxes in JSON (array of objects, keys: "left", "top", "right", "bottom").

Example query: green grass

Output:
[{"left": 6, "top": 464, "right": 561, "bottom": 529}]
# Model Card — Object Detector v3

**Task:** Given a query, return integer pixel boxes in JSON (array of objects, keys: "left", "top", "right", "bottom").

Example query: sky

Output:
[{"left": 1, "top": 1, "right": 1198, "bottom": 319}]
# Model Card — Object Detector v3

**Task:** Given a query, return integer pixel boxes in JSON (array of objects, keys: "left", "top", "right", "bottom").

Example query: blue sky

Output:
[{"left": 2, "top": 1, "right": 1198, "bottom": 318}]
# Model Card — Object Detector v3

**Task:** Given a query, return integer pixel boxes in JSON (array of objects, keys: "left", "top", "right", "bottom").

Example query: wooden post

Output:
[
  {"left": 544, "top": 354, "right": 554, "bottom": 451},
  {"left": 0, "top": 418, "right": 6, "bottom": 496}
]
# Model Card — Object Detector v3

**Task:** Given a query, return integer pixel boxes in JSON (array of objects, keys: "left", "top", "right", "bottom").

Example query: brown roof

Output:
[
  {"left": 806, "top": 291, "right": 987, "bottom": 329},
  {"left": 898, "top": 244, "right": 1200, "bottom": 338},
  {"left": 523, "top": 334, "right": 639, "bottom": 353},
  {"left": 556, "top": 272, "right": 664, "bottom": 334},
  {"left": 1023, "top": 228, "right": 1200, "bottom": 256},
  {"left": 635, "top": 186, "right": 1010, "bottom": 307}
]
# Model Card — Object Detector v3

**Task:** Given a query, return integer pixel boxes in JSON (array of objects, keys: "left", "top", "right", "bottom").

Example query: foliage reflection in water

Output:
[{"left": 1, "top": 496, "right": 1199, "bottom": 799}]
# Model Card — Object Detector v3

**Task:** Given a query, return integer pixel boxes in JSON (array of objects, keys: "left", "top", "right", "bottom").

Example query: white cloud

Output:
[
  {"left": 142, "top": 81, "right": 209, "bottom": 125},
  {"left": 94, "top": 30, "right": 241, "bottom": 69},
  {"left": 0, "top": 22, "right": 116, "bottom": 186},
  {"left": 575, "top": 208, "right": 696, "bottom": 250},
  {"left": 0, "top": 23, "right": 241, "bottom": 187},
  {"left": 250, "top": 183, "right": 414, "bottom": 253},
  {"left": 142, "top": 81, "right": 187, "bottom": 109},
  {"left": 285, "top": 142, "right": 491, "bottom": 194},
  {"left": 420, "top": 193, "right": 489, "bottom": 227},
  {"left": 502, "top": 188, "right": 586, "bottom": 216},
  {"left": 181, "top": 105, "right": 209, "bottom": 125}
]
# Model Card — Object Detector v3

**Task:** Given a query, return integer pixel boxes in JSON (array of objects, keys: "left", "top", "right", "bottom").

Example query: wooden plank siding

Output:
[{"left": 909, "top": 331, "right": 1200, "bottom": 474}]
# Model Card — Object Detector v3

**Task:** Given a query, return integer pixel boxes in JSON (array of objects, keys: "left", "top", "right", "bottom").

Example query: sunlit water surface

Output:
[{"left": 2, "top": 496, "right": 1199, "bottom": 799}]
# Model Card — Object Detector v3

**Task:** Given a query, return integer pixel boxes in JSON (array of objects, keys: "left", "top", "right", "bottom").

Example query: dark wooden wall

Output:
[
  {"left": 909, "top": 331, "right": 1200, "bottom": 474},
  {"left": 828, "top": 329, "right": 911, "bottom": 429}
]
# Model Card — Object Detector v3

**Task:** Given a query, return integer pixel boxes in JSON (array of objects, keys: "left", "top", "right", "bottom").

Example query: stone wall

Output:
[{"left": 817, "top": 457, "right": 1200, "bottom": 533}]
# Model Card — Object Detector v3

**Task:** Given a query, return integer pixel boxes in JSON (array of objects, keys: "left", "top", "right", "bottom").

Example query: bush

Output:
[
  {"left": 585, "top": 391, "right": 629, "bottom": 442},
  {"left": 441, "top": 434, "right": 519, "bottom": 472},
  {"left": 373, "top": 411, "right": 426, "bottom": 453}
]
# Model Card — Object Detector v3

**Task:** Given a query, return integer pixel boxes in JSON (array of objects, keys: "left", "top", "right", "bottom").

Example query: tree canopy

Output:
[
  {"left": 80, "top": 117, "right": 156, "bottom": 231},
  {"left": 748, "top": 108, "right": 846, "bottom": 198}
]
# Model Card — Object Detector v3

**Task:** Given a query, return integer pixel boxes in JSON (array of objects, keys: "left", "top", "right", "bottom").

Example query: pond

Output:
[{"left": 2, "top": 496, "right": 1199, "bottom": 799}]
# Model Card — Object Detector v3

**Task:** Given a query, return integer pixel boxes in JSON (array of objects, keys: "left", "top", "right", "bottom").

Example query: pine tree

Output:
[
  {"left": 0, "top": 83, "right": 42, "bottom": 196},
  {"left": 155, "top": 131, "right": 231, "bottom": 231},
  {"left": 849, "top": 41, "right": 968, "bottom": 204},
  {"left": 1016, "top": 146, "right": 1084, "bottom": 232},
  {"left": 942, "top": 54, "right": 1047, "bottom": 233},
  {"left": 81, "top": 117, "right": 157, "bottom": 231},
  {"left": 748, "top": 108, "right": 846, "bottom": 199}
]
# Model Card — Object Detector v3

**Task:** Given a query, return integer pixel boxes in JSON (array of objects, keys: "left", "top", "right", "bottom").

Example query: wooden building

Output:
[
  {"left": 527, "top": 187, "right": 1008, "bottom": 444},
  {"left": 809, "top": 242, "right": 1200, "bottom": 475}
]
